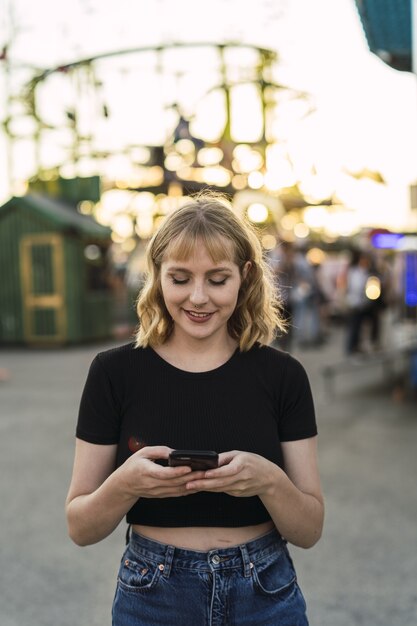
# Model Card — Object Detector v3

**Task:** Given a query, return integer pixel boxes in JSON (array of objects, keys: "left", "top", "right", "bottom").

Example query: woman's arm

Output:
[
  {"left": 65, "top": 440, "right": 199, "bottom": 547},
  {"left": 185, "top": 436, "right": 324, "bottom": 549},
  {"left": 66, "top": 440, "right": 130, "bottom": 546},
  {"left": 260, "top": 437, "right": 324, "bottom": 548}
]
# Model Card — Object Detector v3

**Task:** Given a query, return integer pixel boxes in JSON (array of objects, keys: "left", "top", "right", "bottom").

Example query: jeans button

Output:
[{"left": 211, "top": 554, "right": 220, "bottom": 565}]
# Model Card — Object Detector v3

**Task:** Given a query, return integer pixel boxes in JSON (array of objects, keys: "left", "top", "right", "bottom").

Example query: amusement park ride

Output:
[{"left": 1, "top": 41, "right": 315, "bottom": 242}]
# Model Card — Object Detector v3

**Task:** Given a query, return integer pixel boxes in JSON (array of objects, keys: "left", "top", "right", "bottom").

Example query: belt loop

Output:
[
  {"left": 239, "top": 543, "right": 252, "bottom": 578},
  {"left": 162, "top": 545, "right": 175, "bottom": 578},
  {"left": 125, "top": 524, "right": 131, "bottom": 545}
]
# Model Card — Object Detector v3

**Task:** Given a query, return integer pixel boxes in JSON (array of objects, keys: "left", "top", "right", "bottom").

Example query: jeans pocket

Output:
[
  {"left": 117, "top": 550, "right": 163, "bottom": 593},
  {"left": 251, "top": 550, "right": 297, "bottom": 598}
]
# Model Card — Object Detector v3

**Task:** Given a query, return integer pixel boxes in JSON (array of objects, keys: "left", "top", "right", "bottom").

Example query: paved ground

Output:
[{"left": 1, "top": 324, "right": 416, "bottom": 626}]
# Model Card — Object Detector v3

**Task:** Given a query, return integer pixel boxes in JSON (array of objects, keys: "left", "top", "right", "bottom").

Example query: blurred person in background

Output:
[
  {"left": 269, "top": 240, "right": 324, "bottom": 350},
  {"left": 66, "top": 191, "right": 324, "bottom": 626},
  {"left": 340, "top": 249, "right": 385, "bottom": 356}
]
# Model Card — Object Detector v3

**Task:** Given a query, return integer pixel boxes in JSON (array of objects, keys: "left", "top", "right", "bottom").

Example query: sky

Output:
[{"left": 1, "top": 0, "right": 417, "bottom": 230}]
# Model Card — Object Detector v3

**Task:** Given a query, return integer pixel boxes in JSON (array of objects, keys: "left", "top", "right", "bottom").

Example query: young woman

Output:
[{"left": 66, "top": 191, "right": 324, "bottom": 625}]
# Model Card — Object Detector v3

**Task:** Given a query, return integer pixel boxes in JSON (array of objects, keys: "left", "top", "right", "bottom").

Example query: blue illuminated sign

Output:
[
  {"left": 371, "top": 233, "right": 404, "bottom": 249},
  {"left": 405, "top": 253, "right": 417, "bottom": 307}
]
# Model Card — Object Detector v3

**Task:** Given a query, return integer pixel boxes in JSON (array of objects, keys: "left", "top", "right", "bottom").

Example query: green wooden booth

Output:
[{"left": 0, "top": 193, "right": 112, "bottom": 345}]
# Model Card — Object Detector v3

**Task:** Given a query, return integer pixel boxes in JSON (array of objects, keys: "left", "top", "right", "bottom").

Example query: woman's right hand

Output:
[
  {"left": 120, "top": 446, "right": 205, "bottom": 499},
  {"left": 66, "top": 441, "right": 204, "bottom": 546}
]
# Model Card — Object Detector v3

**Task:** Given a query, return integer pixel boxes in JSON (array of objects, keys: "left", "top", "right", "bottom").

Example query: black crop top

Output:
[{"left": 76, "top": 343, "right": 317, "bottom": 527}]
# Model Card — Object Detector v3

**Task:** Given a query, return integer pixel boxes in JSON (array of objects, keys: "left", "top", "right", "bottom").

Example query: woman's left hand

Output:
[{"left": 185, "top": 450, "right": 279, "bottom": 498}]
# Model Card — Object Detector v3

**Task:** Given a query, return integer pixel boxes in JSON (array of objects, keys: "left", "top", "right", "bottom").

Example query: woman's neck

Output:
[{"left": 154, "top": 333, "right": 238, "bottom": 373}]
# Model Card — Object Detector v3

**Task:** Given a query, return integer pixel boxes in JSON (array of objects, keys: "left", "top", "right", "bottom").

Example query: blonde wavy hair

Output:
[{"left": 135, "top": 190, "right": 286, "bottom": 351}]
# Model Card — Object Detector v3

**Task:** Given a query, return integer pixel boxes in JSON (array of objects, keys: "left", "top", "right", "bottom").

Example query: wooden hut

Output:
[{"left": 0, "top": 193, "right": 112, "bottom": 345}]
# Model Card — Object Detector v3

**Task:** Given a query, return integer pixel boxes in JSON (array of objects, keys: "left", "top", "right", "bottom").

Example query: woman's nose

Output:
[{"left": 189, "top": 283, "right": 208, "bottom": 306}]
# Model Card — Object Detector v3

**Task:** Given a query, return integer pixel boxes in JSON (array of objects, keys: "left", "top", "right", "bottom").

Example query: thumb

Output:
[{"left": 218, "top": 450, "right": 239, "bottom": 466}]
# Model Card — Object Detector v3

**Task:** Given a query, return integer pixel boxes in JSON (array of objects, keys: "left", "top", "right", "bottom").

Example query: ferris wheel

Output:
[{"left": 2, "top": 42, "right": 312, "bottom": 194}]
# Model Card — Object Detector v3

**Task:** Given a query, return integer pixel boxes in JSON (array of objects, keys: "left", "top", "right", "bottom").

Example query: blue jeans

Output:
[{"left": 112, "top": 528, "right": 308, "bottom": 625}]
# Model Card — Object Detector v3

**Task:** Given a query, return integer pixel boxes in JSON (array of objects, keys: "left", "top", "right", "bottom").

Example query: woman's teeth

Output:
[{"left": 188, "top": 311, "right": 211, "bottom": 318}]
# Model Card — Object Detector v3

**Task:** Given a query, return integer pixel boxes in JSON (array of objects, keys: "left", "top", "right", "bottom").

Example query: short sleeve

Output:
[
  {"left": 277, "top": 354, "right": 317, "bottom": 442},
  {"left": 76, "top": 354, "right": 121, "bottom": 444}
]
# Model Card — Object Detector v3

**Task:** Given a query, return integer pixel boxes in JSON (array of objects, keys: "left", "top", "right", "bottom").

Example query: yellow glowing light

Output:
[
  {"left": 135, "top": 213, "right": 154, "bottom": 239},
  {"left": 324, "top": 209, "right": 360, "bottom": 237},
  {"left": 146, "top": 166, "right": 164, "bottom": 186},
  {"left": 121, "top": 238, "right": 137, "bottom": 253},
  {"left": 232, "top": 145, "right": 263, "bottom": 173},
  {"left": 294, "top": 223, "right": 310, "bottom": 238},
  {"left": 176, "top": 166, "right": 193, "bottom": 181},
  {"left": 248, "top": 171, "right": 264, "bottom": 189},
  {"left": 159, "top": 195, "right": 182, "bottom": 214},
  {"left": 111, "top": 231, "right": 125, "bottom": 244},
  {"left": 130, "top": 146, "right": 151, "bottom": 164},
  {"left": 265, "top": 144, "right": 297, "bottom": 189},
  {"left": 131, "top": 192, "right": 156, "bottom": 213},
  {"left": 101, "top": 189, "right": 133, "bottom": 214},
  {"left": 197, "top": 147, "right": 223, "bottom": 166},
  {"left": 261, "top": 234, "right": 277, "bottom": 250},
  {"left": 231, "top": 174, "right": 247, "bottom": 190},
  {"left": 168, "top": 182, "right": 183, "bottom": 197},
  {"left": 78, "top": 200, "right": 94, "bottom": 215},
  {"left": 230, "top": 83, "right": 263, "bottom": 143},
  {"left": 201, "top": 166, "right": 231, "bottom": 187},
  {"left": 112, "top": 214, "right": 134, "bottom": 238},
  {"left": 303, "top": 206, "right": 328, "bottom": 229},
  {"left": 175, "top": 139, "right": 195, "bottom": 156},
  {"left": 115, "top": 179, "right": 129, "bottom": 189},
  {"left": 247, "top": 203, "right": 269, "bottom": 223},
  {"left": 281, "top": 213, "right": 298, "bottom": 230},
  {"left": 299, "top": 175, "right": 334, "bottom": 203},
  {"left": 59, "top": 164, "right": 77, "bottom": 179},
  {"left": 103, "top": 154, "right": 133, "bottom": 181},
  {"left": 306, "top": 247, "right": 326, "bottom": 265},
  {"left": 365, "top": 276, "right": 381, "bottom": 300},
  {"left": 94, "top": 202, "right": 112, "bottom": 226},
  {"left": 165, "top": 153, "right": 184, "bottom": 171}
]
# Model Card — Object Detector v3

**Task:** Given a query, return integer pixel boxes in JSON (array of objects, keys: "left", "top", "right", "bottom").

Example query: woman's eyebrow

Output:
[{"left": 166, "top": 266, "right": 233, "bottom": 274}]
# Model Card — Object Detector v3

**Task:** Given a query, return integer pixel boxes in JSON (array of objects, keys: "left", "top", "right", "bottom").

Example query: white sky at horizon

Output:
[{"left": 1, "top": 0, "right": 417, "bottom": 229}]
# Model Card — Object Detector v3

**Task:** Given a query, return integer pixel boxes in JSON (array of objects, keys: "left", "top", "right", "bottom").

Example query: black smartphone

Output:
[{"left": 168, "top": 450, "right": 219, "bottom": 471}]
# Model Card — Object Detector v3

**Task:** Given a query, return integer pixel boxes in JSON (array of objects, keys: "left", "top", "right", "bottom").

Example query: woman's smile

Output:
[{"left": 183, "top": 309, "right": 215, "bottom": 322}]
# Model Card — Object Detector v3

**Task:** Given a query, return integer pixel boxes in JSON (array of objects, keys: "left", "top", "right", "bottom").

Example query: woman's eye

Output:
[
  {"left": 172, "top": 277, "right": 188, "bottom": 285},
  {"left": 209, "top": 278, "right": 227, "bottom": 286}
]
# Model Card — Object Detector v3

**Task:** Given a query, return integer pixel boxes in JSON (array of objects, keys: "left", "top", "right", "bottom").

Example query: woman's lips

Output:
[{"left": 183, "top": 309, "right": 215, "bottom": 323}]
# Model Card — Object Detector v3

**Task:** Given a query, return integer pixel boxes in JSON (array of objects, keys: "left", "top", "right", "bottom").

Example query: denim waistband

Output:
[{"left": 128, "top": 528, "right": 285, "bottom": 578}]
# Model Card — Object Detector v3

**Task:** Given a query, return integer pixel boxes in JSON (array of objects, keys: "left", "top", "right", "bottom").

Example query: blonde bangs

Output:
[{"left": 164, "top": 225, "right": 235, "bottom": 264}]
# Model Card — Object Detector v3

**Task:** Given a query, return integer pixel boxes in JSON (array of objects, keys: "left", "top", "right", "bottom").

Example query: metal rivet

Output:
[
  {"left": 211, "top": 554, "right": 220, "bottom": 565},
  {"left": 249, "top": 562, "right": 254, "bottom": 569},
  {"left": 141, "top": 568, "right": 148, "bottom": 575},
  {"left": 124, "top": 560, "right": 129, "bottom": 566},
  {"left": 158, "top": 563, "right": 165, "bottom": 571}
]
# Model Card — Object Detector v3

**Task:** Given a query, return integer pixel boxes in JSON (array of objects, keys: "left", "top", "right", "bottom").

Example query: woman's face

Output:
[{"left": 160, "top": 239, "right": 249, "bottom": 345}]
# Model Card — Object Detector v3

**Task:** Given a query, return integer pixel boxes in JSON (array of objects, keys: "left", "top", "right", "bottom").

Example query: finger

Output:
[
  {"left": 137, "top": 445, "right": 173, "bottom": 460},
  {"left": 204, "top": 462, "right": 240, "bottom": 479},
  {"left": 149, "top": 488, "right": 190, "bottom": 498},
  {"left": 148, "top": 484, "right": 203, "bottom": 497},
  {"left": 150, "top": 463, "right": 192, "bottom": 478},
  {"left": 185, "top": 478, "right": 234, "bottom": 492}
]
